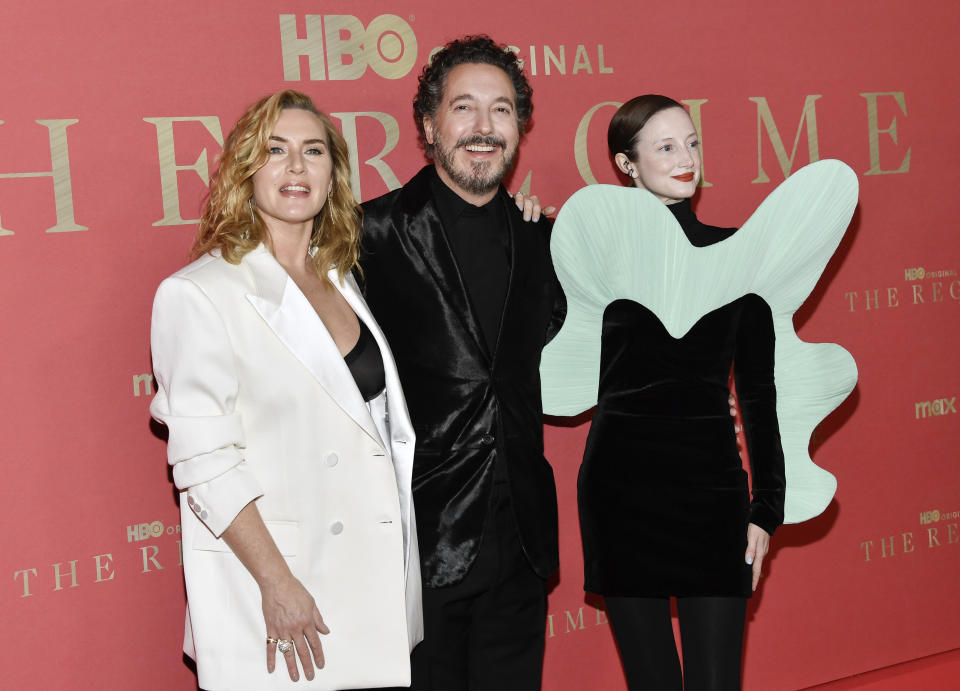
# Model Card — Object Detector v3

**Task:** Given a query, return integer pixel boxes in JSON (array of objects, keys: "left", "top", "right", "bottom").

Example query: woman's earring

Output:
[{"left": 626, "top": 166, "right": 637, "bottom": 179}]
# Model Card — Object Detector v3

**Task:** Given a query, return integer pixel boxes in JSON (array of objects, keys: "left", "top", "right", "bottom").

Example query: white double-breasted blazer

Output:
[{"left": 150, "top": 245, "right": 422, "bottom": 691}]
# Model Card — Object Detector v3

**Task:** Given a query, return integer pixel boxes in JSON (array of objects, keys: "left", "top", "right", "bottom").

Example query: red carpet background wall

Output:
[{"left": 2, "top": 2, "right": 958, "bottom": 689}]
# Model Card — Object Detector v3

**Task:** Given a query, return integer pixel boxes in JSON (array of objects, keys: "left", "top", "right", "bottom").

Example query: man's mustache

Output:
[{"left": 456, "top": 135, "right": 507, "bottom": 149}]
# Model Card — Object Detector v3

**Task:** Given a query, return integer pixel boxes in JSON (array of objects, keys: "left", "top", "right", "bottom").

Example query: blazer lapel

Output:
[
  {"left": 243, "top": 246, "right": 383, "bottom": 447},
  {"left": 400, "top": 167, "right": 491, "bottom": 361}
]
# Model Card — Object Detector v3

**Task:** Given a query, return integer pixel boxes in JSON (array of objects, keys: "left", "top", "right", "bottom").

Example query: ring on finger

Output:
[
  {"left": 277, "top": 639, "right": 294, "bottom": 654},
  {"left": 266, "top": 636, "right": 279, "bottom": 645}
]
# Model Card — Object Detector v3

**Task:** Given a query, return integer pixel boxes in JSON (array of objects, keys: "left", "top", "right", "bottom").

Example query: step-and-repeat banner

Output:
[{"left": 2, "top": 1, "right": 958, "bottom": 689}]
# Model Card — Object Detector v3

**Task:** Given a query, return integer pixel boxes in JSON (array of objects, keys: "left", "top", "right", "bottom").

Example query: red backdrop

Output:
[{"left": 2, "top": 1, "right": 958, "bottom": 689}]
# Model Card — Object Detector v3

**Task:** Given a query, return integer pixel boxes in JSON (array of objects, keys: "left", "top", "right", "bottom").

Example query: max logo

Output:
[
  {"left": 914, "top": 397, "right": 957, "bottom": 419},
  {"left": 279, "top": 14, "right": 417, "bottom": 81}
]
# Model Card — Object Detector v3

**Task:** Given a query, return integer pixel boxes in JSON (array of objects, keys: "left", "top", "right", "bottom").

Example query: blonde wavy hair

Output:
[{"left": 191, "top": 90, "right": 362, "bottom": 280}]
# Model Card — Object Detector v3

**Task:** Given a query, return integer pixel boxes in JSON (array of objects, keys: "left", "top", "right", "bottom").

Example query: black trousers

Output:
[
  {"left": 399, "top": 482, "right": 547, "bottom": 691},
  {"left": 604, "top": 595, "right": 747, "bottom": 691}
]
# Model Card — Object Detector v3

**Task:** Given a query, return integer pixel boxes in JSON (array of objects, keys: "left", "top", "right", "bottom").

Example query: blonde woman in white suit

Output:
[{"left": 149, "top": 90, "right": 422, "bottom": 691}]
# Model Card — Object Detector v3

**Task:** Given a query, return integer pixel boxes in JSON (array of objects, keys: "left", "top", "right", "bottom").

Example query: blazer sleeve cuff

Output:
[{"left": 182, "top": 463, "right": 264, "bottom": 537}]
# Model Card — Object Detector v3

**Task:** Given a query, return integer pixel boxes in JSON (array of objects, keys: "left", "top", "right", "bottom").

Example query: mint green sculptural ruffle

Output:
[{"left": 540, "top": 159, "right": 858, "bottom": 523}]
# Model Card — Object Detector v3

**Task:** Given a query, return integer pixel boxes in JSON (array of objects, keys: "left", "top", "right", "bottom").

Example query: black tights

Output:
[{"left": 605, "top": 595, "right": 746, "bottom": 691}]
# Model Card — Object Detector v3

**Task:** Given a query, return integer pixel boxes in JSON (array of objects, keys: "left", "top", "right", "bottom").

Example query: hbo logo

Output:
[
  {"left": 919, "top": 510, "right": 940, "bottom": 525},
  {"left": 904, "top": 267, "right": 925, "bottom": 280},
  {"left": 280, "top": 14, "right": 418, "bottom": 81},
  {"left": 126, "top": 520, "right": 165, "bottom": 542}
]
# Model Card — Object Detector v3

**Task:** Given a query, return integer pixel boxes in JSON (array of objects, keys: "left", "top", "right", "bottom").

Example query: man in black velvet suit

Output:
[{"left": 360, "top": 36, "right": 564, "bottom": 691}]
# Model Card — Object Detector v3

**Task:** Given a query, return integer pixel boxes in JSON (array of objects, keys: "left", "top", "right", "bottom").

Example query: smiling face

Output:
[
  {"left": 616, "top": 106, "right": 701, "bottom": 205},
  {"left": 423, "top": 62, "right": 520, "bottom": 205},
  {"left": 251, "top": 107, "right": 333, "bottom": 238}
]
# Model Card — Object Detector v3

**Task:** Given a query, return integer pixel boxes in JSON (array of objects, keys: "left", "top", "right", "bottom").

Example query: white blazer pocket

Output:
[{"left": 192, "top": 520, "right": 299, "bottom": 557}]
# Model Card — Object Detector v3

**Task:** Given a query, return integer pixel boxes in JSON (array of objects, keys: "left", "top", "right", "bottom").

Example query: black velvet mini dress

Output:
[{"left": 578, "top": 199, "right": 786, "bottom": 598}]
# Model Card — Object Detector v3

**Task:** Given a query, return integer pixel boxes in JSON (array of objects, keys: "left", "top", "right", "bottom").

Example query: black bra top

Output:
[{"left": 344, "top": 318, "right": 386, "bottom": 402}]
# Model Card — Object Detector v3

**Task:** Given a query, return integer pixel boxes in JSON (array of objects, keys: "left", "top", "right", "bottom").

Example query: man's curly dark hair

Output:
[{"left": 413, "top": 35, "right": 533, "bottom": 159}]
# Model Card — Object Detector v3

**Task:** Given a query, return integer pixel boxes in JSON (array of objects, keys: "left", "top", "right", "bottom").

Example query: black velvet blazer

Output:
[{"left": 360, "top": 165, "right": 563, "bottom": 587}]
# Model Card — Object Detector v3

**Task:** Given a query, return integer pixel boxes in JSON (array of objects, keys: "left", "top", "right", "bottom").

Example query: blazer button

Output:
[
  {"left": 331, "top": 521, "right": 344, "bottom": 535},
  {"left": 479, "top": 434, "right": 495, "bottom": 446},
  {"left": 200, "top": 510, "right": 208, "bottom": 520},
  {"left": 325, "top": 452, "right": 339, "bottom": 467}
]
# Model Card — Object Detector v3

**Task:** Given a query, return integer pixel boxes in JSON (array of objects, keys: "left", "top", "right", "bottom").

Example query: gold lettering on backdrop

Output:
[
  {"left": 11, "top": 547, "right": 185, "bottom": 599},
  {"left": 546, "top": 605, "right": 610, "bottom": 635},
  {"left": 750, "top": 95, "right": 822, "bottom": 183},
  {"left": 52, "top": 560, "right": 79, "bottom": 591},
  {"left": 863, "top": 520, "right": 958, "bottom": 562},
  {"left": 575, "top": 101, "right": 622, "bottom": 185},
  {"left": 862, "top": 91, "right": 910, "bottom": 175},
  {"left": 0, "top": 119, "right": 87, "bottom": 236},
  {"left": 325, "top": 15, "right": 366, "bottom": 80},
  {"left": 177, "top": 539, "right": 183, "bottom": 567},
  {"left": 915, "top": 397, "right": 957, "bottom": 419},
  {"left": 144, "top": 116, "right": 224, "bottom": 227},
  {"left": 331, "top": 112, "right": 400, "bottom": 201},
  {"left": 565, "top": 607, "right": 586, "bottom": 633},
  {"left": 598, "top": 45, "right": 613, "bottom": 74},
  {"left": 902, "top": 532, "right": 915, "bottom": 553},
  {"left": 572, "top": 45, "right": 592, "bottom": 74},
  {"left": 133, "top": 373, "right": 154, "bottom": 397},
  {"left": 544, "top": 46, "right": 566, "bottom": 75},
  {"left": 140, "top": 545, "right": 164, "bottom": 573},
  {"left": 844, "top": 281, "right": 960, "bottom": 311},
  {"left": 844, "top": 291, "right": 858, "bottom": 312},
  {"left": 322, "top": 15, "right": 416, "bottom": 80},
  {"left": 519, "top": 45, "right": 612, "bottom": 76},
  {"left": 887, "top": 287, "right": 900, "bottom": 307},
  {"left": 279, "top": 14, "right": 325, "bottom": 81},
  {"left": 363, "top": 15, "right": 417, "bottom": 79},
  {"left": 14, "top": 568, "right": 38, "bottom": 597},
  {"left": 879, "top": 535, "right": 896, "bottom": 558},
  {"left": 94, "top": 554, "right": 115, "bottom": 582},
  {"left": 681, "top": 99, "right": 712, "bottom": 188}
]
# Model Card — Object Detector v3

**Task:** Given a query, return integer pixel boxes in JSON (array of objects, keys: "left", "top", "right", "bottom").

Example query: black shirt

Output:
[{"left": 430, "top": 170, "right": 511, "bottom": 353}]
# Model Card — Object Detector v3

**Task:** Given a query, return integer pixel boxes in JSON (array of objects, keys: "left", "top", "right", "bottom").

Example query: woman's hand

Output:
[
  {"left": 219, "top": 502, "right": 331, "bottom": 681},
  {"left": 745, "top": 522, "right": 771, "bottom": 591},
  {"left": 262, "top": 575, "right": 330, "bottom": 681},
  {"left": 512, "top": 191, "right": 556, "bottom": 222}
]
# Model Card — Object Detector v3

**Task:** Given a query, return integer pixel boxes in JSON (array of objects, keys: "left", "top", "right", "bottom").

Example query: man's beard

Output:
[{"left": 433, "top": 134, "right": 517, "bottom": 196}]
